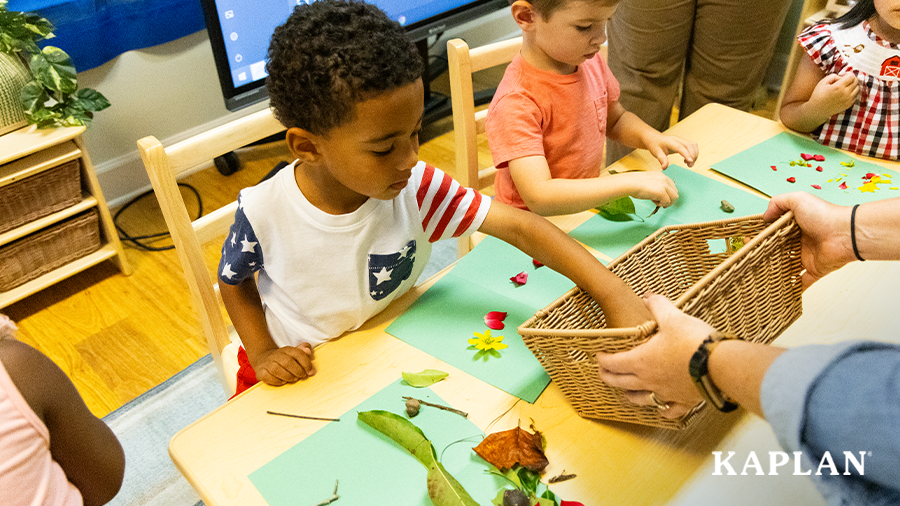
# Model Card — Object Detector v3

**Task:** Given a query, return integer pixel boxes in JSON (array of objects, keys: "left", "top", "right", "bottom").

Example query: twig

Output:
[
  {"left": 266, "top": 410, "right": 340, "bottom": 422},
  {"left": 401, "top": 396, "right": 468, "bottom": 418},
  {"left": 312, "top": 480, "right": 339, "bottom": 505},
  {"left": 548, "top": 470, "right": 577, "bottom": 483}
]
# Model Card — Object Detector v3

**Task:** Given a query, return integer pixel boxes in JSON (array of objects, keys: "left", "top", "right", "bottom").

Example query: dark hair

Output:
[
  {"left": 266, "top": 0, "right": 423, "bottom": 135},
  {"left": 506, "top": 0, "right": 618, "bottom": 18},
  {"left": 833, "top": 0, "right": 876, "bottom": 29}
]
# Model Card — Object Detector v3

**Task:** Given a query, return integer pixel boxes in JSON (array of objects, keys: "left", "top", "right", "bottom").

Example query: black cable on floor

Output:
[{"left": 114, "top": 183, "right": 202, "bottom": 252}]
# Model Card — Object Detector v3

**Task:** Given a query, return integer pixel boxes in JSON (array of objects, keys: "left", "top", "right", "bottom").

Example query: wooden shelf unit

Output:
[{"left": 0, "top": 125, "right": 131, "bottom": 308}]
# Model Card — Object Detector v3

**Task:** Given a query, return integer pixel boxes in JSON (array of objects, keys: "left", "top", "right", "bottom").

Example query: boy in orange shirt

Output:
[{"left": 487, "top": 0, "right": 699, "bottom": 215}]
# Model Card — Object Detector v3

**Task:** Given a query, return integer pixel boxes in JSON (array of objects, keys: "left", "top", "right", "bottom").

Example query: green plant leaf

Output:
[
  {"left": 402, "top": 369, "right": 449, "bottom": 388},
  {"left": 357, "top": 410, "right": 436, "bottom": 469},
  {"left": 30, "top": 47, "right": 77, "bottom": 94},
  {"left": 427, "top": 460, "right": 480, "bottom": 506},
  {"left": 596, "top": 196, "right": 642, "bottom": 222},
  {"left": 74, "top": 88, "right": 110, "bottom": 112},
  {"left": 20, "top": 80, "right": 47, "bottom": 113},
  {"left": 516, "top": 466, "right": 540, "bottom": 497}
]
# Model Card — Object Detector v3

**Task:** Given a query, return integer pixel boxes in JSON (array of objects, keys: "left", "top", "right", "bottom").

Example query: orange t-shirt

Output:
[{"left": 486, "top": 53, "right": 620, "bottom": 210}]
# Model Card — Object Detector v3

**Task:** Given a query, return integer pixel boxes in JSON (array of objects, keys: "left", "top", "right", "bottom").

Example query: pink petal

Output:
[
  {"left": 813, "top": 154, "right": 825, "bottom": 161},
  {"left": 532, "top": 258, "right": 544, "bottom": 268},
  {"left": 811, "top": 184, "right": 821, "bottom": 190},
  {"left": 510, "top": 271, "right": 528, "bottom": 285},
  {"left": 800, "top": 153, "right": 814, "bottom": 161},
  {"left": 839, "top": 182, "right": 848, "bottom": 189},
  {"left": 815, "top": 166, "right": 823, "bottom": 172}
]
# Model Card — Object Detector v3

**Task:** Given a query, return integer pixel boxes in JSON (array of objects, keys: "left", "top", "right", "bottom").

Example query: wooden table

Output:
[{"left": 169, "top": 104, "right": 900, "bottom": 505}]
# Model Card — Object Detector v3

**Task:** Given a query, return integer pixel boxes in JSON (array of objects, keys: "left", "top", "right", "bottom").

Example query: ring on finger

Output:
[{"left": 649, "top": 391, "right": 670, "bottom": 411}]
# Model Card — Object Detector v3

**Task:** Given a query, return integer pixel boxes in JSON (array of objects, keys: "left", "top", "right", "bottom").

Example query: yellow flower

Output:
[{"left": 468, "top": 330, "right": 508, "bottom": 351}]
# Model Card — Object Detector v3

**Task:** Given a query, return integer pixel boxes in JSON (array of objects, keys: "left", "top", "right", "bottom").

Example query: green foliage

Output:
[
  {"left": 0, "top": 1, "right": 109, "bottom": 128},
  {"left": 487, "top": 465, "right": 562, "bottom": 506},
  {"left": 427, "top": 461, "right": 480, "bottom": 506},
  {"left": 402, "top": 369, "right": 449, "bottom": 387},
  {"left": 596, "top": 196, "right": 643, "bottom": 222}
]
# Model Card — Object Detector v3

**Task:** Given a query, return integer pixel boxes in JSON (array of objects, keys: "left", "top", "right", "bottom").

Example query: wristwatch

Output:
[{"left": 688, "top": 330, "right": 739, "bottom": 412}]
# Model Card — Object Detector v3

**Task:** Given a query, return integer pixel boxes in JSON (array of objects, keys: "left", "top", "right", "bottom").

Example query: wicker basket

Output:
[
  {"left": 519, "top": 212, "right": 803, "bottom": 430},
  {"left": 0, "top": 210, "right": 101, "bottom": 292},
  {"left": 0, "top": 159, "right": 82, "bottom": 234}
]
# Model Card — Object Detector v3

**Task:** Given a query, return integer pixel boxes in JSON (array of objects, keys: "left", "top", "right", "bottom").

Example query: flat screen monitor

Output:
[{"left": 200, "top": 0, "right": 508, "bottom": 111}]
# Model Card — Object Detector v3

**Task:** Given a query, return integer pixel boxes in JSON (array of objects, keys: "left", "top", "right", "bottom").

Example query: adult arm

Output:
[
  {"left": 0, "top": 339, "right": 124, "bottom": 506},
  {"left": 477, "top": 200, "right": 652, "bottom": 328}
]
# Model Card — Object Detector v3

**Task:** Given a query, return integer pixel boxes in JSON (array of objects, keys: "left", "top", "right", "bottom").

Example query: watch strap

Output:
[{"left": 689, "top": 330, "right": 739, "bottom": 412}]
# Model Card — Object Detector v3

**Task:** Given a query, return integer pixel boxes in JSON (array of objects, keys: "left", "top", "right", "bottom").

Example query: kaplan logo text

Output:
[{"left": 712, "top": 451, "right": 869, "bottom": 476}]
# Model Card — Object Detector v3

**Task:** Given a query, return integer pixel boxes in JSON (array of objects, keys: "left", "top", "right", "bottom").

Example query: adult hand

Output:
[
  {"left": 624, "top": 170, "right": 679, "bottom": 208},
  {"left": 596, "top": 294, "right": 710, "bottom": 419},
  {"left": 252, "top": 343, "right": 316, "bottom": 386},
  {"left": 763, "top": 192, "right": 856, "bottom": 289}
]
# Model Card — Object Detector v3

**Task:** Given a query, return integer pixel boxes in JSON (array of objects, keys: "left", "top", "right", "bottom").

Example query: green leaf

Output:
[
  {"left": 402, "top": 369, "right": 449, "bottom": 387},
  {"left": 20, "top": 80, "right": 47, "bottom": 113},
  {"left": 74, "top": 88, "right": 110, "bottom": 112},
  {"left": 427, "top": 460, "right": 480, "bottom": 506},
  {"left": 491, "top": 489, "right": 506, "bottom": 506},
  {"left": 30, "top": 47, "right": 77, "bottom": 94},
  {"left": 357, "top": 410, "right": 436, "bottom": 469},
  {"left": 516, "top": 466, "right": 540, "bottom": 496},
  {"left": 596, "top": 196, "right": 642, "bottom": 222}
]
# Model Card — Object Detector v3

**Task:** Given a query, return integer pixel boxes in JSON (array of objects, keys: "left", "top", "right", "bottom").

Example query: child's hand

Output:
[
  {"left": 621, "top": 170, "right": 679, "bottom": 208},
  {"left": 253, "top": 343, "right": 316, "bottom": 386},
  {"left": 644, "top": 134, "right": 699, "bottom": 170},
  {"left": 809, "top": 72, "right": 859, "bottom": 118}
]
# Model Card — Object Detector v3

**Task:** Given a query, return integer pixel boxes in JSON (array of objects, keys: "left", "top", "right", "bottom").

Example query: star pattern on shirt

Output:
[
  {"left": 373, "top": 266, "right": 393, "bottom": 285},
  {"left": 398, "top": 244, "right": 412, "bottom": 258},
  {"left": 240, "top": 236, "right": 258, "bottom": 253},
  {"left": 221, "top": 263, "right": 236, "bottom": 280}
]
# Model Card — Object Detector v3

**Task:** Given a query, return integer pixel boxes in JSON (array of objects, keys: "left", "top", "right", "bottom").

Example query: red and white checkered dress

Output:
[{"left": 799, "top": 21, "right": 900, "bottom": 161}]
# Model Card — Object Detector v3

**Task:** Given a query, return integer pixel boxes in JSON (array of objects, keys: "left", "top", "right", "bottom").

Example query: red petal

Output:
[
  {"left": 787, "top": 177, "right": 796, "bottom": 183},
  {"left": 800, "top": 153, "right": 814, "bottom": 160},
  {"left": 485, "top": 311, "right": 508, "bottom": 320},
  {"left": 510, "top": 272, "right": 528, "bottom": 285},
  {"left": 561, "top": 502, "right": 586, "bottom": 506},
  {"left": 484, "top": 319, "right": 505, "bottom": 330},
  {"left": 813, "top": 154, "right": 825, "bottom": 161},
  {"left": 839, "top": 182, "right": 848, "bottom": 189},
  {"left": 865, "top": 173, "right": 877, "bottom": 179},
  {"left": 771, "top": 165, "right": 777, "bottom": 171},
  {"left": 532, "top": 259, "right": 544, "bottom": 268},
  {"left": 815, "top": 166, "right": 823, "bottom": 172},
  {"left": 811, "top": 184, "right": 821, "bottom": 190}
]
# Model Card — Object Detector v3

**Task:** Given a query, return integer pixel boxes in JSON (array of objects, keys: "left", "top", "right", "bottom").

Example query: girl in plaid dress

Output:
[{"left": 781, "top": 0, "right": 900, "bottom": 161}]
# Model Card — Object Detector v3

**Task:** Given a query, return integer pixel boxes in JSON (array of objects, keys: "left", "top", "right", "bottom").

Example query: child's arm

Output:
[
  {"left": 508, "top": 155, "right": 679, "bottom": 216},
  {"left": 779, "top": 55, "right": 859, "bottom": 133},
  {"left": 0, "top": 339, "right": 125, "bottom": 506},
  {"left": 606, "top": 101, "right": 699, "bottom": 170},
  {"left": 478, "top": 200, "right": 652, "bottom": 328},
  {"left": 220, "top": 279, "right": 316, "bottom": 385}
]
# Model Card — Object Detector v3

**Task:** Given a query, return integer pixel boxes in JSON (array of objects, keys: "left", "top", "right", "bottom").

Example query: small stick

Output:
[
  {"left": 402, "top": 396, "right": 468, "bottom": 418},
  {"left": 312, "top": 479, "right": 339, "bottom": 505},
  {"left": 266, "top": 410, "right": 340, "bottom": 422},
  {"left": 549, "top": 470, "right": 577, "bottom": 484}
]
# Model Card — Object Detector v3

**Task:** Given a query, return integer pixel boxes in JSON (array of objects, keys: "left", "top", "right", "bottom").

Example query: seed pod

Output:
[
  {"left": 720, "top": 200, "right": 734, "bottom": 213},
  {"left": 405, "top": 398, "right": 421, "bottom": 418},
  {"left": 503, "top": 489, "right": 530, "bottom": 506}
]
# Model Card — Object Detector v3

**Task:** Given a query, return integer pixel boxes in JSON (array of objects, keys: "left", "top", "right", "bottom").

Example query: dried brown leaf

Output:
[{"left": 472, "top": 426, "right": 549, "bottom": 472}]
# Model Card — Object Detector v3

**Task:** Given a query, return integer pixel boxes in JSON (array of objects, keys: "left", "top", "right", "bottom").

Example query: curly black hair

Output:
[{"left": 266, "top": 0, "right": 424, "bottom": 135}]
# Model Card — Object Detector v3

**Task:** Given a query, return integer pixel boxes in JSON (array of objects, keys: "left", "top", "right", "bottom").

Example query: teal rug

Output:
[{"left": 99, "top": 238, "right": 458, "bottom": 505}]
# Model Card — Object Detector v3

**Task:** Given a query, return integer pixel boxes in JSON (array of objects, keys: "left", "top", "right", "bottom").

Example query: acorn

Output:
[
  {"left": 503, "top": 489, "right": 530, "bottom": 506},
  {"left": 405, "top": 398, "right": 421, "bottom": 418}
]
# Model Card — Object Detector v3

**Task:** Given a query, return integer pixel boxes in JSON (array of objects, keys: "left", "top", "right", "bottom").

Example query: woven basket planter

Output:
[
  {"left": 0, "top": 52, "right": 29, "bottom": 136},
  {"left": 519, "top": 212, "right": 803, "bottom": 430},
  {"left": 0, "top": 209, "right": 101, "bottom": 292},
  {"left": 0, "top": 159, "right": 82, "bottom": 234}
]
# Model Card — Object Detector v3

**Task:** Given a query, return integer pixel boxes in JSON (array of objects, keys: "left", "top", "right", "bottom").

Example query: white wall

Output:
[{"left": 79, "top": 10, "right": 518, "bottom": 208}]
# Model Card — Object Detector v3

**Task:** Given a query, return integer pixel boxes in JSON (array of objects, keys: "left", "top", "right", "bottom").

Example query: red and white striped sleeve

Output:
[{"left": 415, "top": 163, "right": 491, "bottom": 243}]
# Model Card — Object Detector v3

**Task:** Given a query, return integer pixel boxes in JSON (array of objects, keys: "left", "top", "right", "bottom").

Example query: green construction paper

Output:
[
  {"left": 386, "top": 274, "right": 551, "bottom": 403},
  {"left": 249, "top": 381, "right": 506, "bottom": 505},
  {"left": 710, "top": 131, "right": 900, "bottom": 206},
  {"left": 569, "top": 165, "right": 769, "bottom": 261},
  {"left": 447, "top": 235, "right": 576, "bottom": 310}
]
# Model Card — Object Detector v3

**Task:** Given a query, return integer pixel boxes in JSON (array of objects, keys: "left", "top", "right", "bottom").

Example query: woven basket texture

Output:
[
  {"left": 0, "top": 159, "right": 82, "bottom": 234},
  {"left": 0, "top": 209, "right": 100, "bottom": 292},
  {"left": 519, "top": 213, "right": 802, "bottom": 430},
  {"left": 0, "top": 52, "right": 29, "bottom": 136}
]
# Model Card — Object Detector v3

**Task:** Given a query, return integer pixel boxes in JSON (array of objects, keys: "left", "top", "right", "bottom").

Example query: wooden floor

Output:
[{"left": 2, "top": 91, "right": 778, "bottom": 418}]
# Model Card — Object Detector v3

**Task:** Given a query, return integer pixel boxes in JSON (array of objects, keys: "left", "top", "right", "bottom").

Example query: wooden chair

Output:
[
  {"left": 447, "top": 36, "right": 522, "bottom": 257},
  {"left": 137, "top": 109, "right": 285, "bottom": 394}
]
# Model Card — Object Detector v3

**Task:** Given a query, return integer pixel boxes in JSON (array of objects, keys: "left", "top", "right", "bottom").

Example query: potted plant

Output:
[{"left": 0, "top": 0, "right": 109, "bottom": 132}]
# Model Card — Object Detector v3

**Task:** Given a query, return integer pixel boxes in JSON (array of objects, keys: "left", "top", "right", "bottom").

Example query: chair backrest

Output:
[
  {"left": 447, "top": 36, "right": 522, "bottom": 256},
  {"left": 137, "top": 109, "right": 285, "bottom": 393}
]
